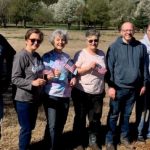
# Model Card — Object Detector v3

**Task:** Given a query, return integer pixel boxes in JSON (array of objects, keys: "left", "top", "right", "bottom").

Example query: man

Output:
[
  {"left": 136, "top": 23, "right": 150, "bottom": 142},
  {"left": 105, "top": 22, "right": 148, "bottom": 150},
  {"left": 0, "top": 34, "right": 16, "bottom": 139}
]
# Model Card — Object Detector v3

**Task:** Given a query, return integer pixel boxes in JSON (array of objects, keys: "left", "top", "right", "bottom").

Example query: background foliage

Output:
[{"left": 0, "top": 0, "right": 149, "bottom": 29}]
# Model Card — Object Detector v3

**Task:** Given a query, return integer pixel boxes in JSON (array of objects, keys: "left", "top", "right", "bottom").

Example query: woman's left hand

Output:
[{"left": 69, "top": 77, "right": 76, "bottom": 87}]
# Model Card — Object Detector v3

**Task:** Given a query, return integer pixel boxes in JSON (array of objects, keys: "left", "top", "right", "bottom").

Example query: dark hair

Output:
[
  {"left": 85, "top": 29, "right": 100, "bottom": 38},
  {"left": 25, "top": 28, "right": 44, "bottom": 42}
]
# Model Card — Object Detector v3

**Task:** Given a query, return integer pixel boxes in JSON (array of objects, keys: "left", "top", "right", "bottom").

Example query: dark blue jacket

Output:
[
  {"left": 106, "top": 36, "right": 148, "bottom": 89},
  {"left": 0, "top": 34, "right": 16, "bottom": 93}
]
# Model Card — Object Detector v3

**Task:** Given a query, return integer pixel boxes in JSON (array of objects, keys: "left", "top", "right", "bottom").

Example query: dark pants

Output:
[
  {"left": 71, "top": 87, "right": 104, "bottom": 146},
  {"left": 136, "top": 83, "right": 150, "bottom": 139},
  {"left": 43, "top": 95, "right": 70, "bottom": 150},
  {"left": 15, "top": 101, "right": 38, "bottom": 150},
  {"left": 106, "top": 87, "right": 138, "bottom": 144}
]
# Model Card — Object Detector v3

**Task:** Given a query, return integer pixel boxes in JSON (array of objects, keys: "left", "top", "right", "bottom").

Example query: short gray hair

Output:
[
  {"left": 49, "top": 29, "right": 68, "bottom": 45},
  {"left": 85, "top": 29, "right": 100, "bottom": 38}
]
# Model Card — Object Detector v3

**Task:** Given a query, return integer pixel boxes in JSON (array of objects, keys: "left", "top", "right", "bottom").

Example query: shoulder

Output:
[
  {"left": 74, "top": 49, "right": 84, "bottom": 57},
  {"left": 0, "top": 34, "right": 7, "bottom": 42},
  {"left": 42, "top": 50, "right": 53, "bottom": 59},
  {"left": 108, "top": 38, "right": 121, "bottom": 51},
  {"left": 14, "top": 49, "right": 29, "bottom": 60},
  {"left": 97, "top": 49, "right": 106, "bottom": 56}
]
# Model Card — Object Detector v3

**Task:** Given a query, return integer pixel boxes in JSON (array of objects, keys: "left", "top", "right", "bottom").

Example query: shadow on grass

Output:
[{"left": 29, "top": 123, "right": 138, "bottom": 150}]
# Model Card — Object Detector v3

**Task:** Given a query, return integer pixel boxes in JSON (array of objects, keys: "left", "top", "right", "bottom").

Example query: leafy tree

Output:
[
  {"left": 32, "top": 3, "right": 53, "bottom": 25},
  {"left": 83, "top": 0, "right": 109, "bottom": 29},
  {"left": 133, "top": 12, "right": 149, "bottom": 30},
  {"left": 109, "top": 0, "right": 136, "bottom": 28},
  {"left": 134, "top": 0, "right": 150, "bottom": 20},
  {"left": 42, "top": 0, "right": 58, "bottom": 6},
  {"left": 8, "top": 0, "right": 41, "bottom": 28},
  {"left": 0, "top": 0, "right": 11, "bottom": 27},
  {"left": 54, "top": 0, "right": 85, "bottom": 29}
]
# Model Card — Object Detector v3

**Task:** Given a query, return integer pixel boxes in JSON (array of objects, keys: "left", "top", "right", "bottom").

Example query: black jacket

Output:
[{"left": 0, "top": 34, "right": 16, "bottom": 93}]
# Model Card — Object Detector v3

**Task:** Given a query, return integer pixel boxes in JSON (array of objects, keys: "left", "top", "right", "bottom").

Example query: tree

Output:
[
  {"left": 109, "top": 0, "right": 136, "bottom": 28},
  {"left": 8, "top": 0, "right": 41, "bottom": 28},
  {"left": 53, "top": 0, "right": 85, "bottom": 29},
  {"left": 42, "top": 0, "right": 58, "bottom": 6},
  {"left": 32, "top": 3, "right": 53, "bottom": 25},
  {"left": 83, "top": 0, "right": 109, "bottom": 29},
  {"left": 134, "top": 0, "right": 150, "bottom": 20},
  {"left": 0, "top": 0, "right": 11, "bottom": 27},
  {"left": 133, "top": 12, "right": 149, "bottom": 30}
]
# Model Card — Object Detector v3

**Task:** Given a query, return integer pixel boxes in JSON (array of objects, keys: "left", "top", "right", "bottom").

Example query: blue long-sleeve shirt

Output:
[{"left": 106, "top": 36, "right": 148, "bottom": 88}]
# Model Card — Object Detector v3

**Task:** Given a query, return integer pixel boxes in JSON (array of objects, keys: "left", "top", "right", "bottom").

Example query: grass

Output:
[{"left": 0, "top": 28, "right": 148, "bottom": 150}]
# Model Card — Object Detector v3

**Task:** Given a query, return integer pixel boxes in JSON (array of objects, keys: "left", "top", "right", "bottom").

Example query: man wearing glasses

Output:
[
  {"left": 105, "top": 22, "right": 148, "bottom": 150},
  {"left": 0, "top": 34, "right": 16, "bottom": 139}
]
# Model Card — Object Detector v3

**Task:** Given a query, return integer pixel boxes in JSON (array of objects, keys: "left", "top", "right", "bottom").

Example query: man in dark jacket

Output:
[
  {"left": 0, "top": 34, "right": 16, "bottom": 138},
  {"left": 105, "top": 22, "right": 148, "bottom": 150}
]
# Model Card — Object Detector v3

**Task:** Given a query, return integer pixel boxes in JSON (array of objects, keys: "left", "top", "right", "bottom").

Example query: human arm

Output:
[
  {"left": 1, "top": 34, "right": 16, "bottom": 91},
  {"left": 77, "top": 62, "right": 96, "bottom": 75},
  {"left": 11, "top": 53, "right": 45, "bottom": 91},
  {"left": 140, "top": 86, "right": 146, "bottom": 96},
  {"left": 105, "top": 46, "right": 116, "bottom": 87},
  {"left": 73, "top": 50, "right": 96, "bottom": 75},
  {"left": 106, "top": 47, "right": 116, "bottom": 100}
]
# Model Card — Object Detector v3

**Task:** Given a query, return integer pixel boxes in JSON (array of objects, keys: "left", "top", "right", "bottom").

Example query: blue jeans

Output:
[
  {"left": 43, "top": 95, "right": 70, "bottom": 150},
  {"left": 106, "top": 87, "right": 137, "bottom": 144},
  {"left": 15, "top": 101, "right": 38, "bottom": 150},
  {"left": 0, "top": 94, "right": 3, "bottom": 120},
  {"left": 136, "top": 83, "right": 150, "bottom": 139},
  {"left": 71, "top": 87, "right": 104, "bottom": 146}
]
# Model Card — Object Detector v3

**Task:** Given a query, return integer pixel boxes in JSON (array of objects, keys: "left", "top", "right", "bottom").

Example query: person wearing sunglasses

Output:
[
  {"left": 72, "top": 29, "right": 106, "bottom": 150},
  {"left": 11, "top": 28, "right": 46, "bottom": 150},
  {"left": 105, "top": 22, "right": 148, "bottom": 150},
  {"left": 42, "top": 29, "right": 76, "bottom": 150}
]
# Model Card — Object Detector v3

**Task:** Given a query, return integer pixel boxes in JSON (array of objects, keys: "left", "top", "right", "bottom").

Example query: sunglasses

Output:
[
  {"left": 88, "top": 39, "right": 99, "bottom": 43},
  {"left": 29, "top": 39, "right": 42, "bottom": 44}
]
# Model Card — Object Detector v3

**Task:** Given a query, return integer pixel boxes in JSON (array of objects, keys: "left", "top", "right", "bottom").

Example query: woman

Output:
[
  {"left": 12, "top": 28, "right": 46, "bottom": 150},
  {"left": 42, "top": 29, "right": 76, "bottom": 150},
  {"left": 72, "top": 29, "right": 107, "bottom": 150}
]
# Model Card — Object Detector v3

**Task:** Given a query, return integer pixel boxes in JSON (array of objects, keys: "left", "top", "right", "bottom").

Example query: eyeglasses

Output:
[
  {"left": 29, "top": 39, "right": 42, "bottom": 44},
  {"left": 88, "top": 39, "right": 99, "bottom": 43},
  {"left": 121, "top": 30, "right": 134, "bottom": 33}
]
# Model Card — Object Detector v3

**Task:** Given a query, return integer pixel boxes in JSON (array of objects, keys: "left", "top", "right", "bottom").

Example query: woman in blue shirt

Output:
[{"left": 42, "top": 29, "right": 76, "bottom": 150}]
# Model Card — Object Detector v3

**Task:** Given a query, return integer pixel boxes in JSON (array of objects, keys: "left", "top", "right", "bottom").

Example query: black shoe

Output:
[
  {"left": 106, "top": 143, "right": 115, "bottom": 150},
  {"left": 89, "top": 133, "right": 101, "bottom": 150},
  {"left": 89, "top": 134, "right": 97, "bottom": 146}
]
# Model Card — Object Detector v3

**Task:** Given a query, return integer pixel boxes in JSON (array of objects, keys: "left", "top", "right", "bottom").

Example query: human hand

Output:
[
  {"left": 32, "top": 78, "right": 46, "bottom": 86},
  {"left": 86, "top": 62, "right": 96, "bottom": 72},
  {"left": 140, "top": 86, "right": 146, "bottom": 96},
  {"left": 108, "top": 87, "right": 116, "bottom": 100},
  {"left": 47, "top": 70, "right": 55, "bottom": 80},
  {"left": 69, "top": 77, "right": 76, "bottom": 87},
  {"left": 54, "top": 69, "right": 61, "bottom": 78}
]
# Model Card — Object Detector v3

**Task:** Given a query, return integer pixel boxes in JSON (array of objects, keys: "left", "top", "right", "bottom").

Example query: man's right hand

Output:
[{"left": 108, "top": 87, "right": 116, "bottom": 100}]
